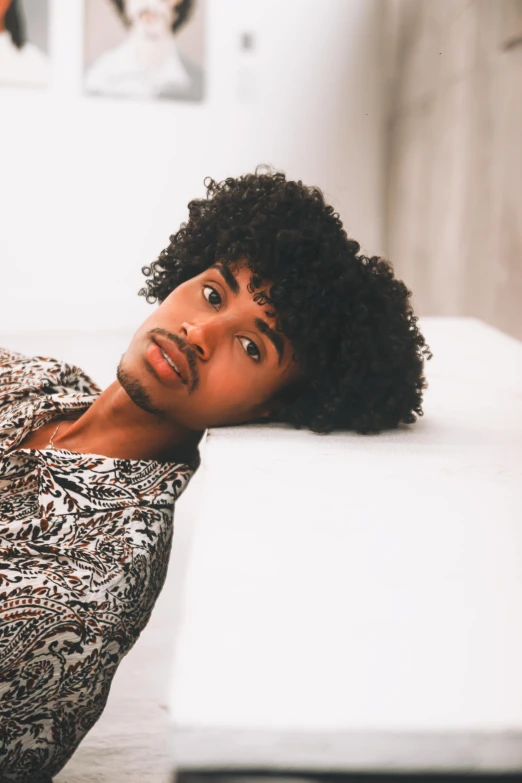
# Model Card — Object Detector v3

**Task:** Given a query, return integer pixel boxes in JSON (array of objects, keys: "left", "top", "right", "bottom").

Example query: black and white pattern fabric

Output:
[{"left": 0, "top": 347, "right": 200, "bottom": 782}]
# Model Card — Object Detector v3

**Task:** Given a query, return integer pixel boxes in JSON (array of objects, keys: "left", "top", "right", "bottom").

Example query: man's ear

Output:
[
  {"left": 250, "top": 376, "right": 305, "bottom": 423},
  {"left": 251, "top": 408, "right": 272, "bottom": 422},
  {"left": 249, "top": 396, "right": 286, "bottom": 423}
]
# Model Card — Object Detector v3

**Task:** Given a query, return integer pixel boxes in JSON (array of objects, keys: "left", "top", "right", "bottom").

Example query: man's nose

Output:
[{"left": 180, "top": 320, "right": 218, "bottom": 361}]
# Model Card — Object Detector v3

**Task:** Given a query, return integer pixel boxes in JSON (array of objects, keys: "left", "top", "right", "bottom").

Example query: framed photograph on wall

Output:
[
  {"left": 0, "top": 0, "right": 49, "bottom": 88},
  {"left": 84, "top": 0, "right": 205, "bottom": 101}
]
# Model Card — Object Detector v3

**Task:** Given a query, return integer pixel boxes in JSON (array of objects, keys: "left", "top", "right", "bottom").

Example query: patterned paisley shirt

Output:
[{"left": 0, "top": 347, "right": 200, "bottom": 782}]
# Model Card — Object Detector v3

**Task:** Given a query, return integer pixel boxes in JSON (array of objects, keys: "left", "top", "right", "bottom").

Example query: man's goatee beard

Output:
[{"left": 117, "top": 358, "right": 163, "bottom": 416}]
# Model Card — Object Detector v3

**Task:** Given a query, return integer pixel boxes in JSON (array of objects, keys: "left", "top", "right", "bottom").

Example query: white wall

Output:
[{"left": 0, "top": 0, "right": 386, "bottom": 333}]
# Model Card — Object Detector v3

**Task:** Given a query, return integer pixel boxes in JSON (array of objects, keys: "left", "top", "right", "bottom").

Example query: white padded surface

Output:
[
  {"left": 0, "top": 329, "right": 134, "bottom": 391},
  {"left": 166, "top": 317, "right": 522, "bottom": 772}
]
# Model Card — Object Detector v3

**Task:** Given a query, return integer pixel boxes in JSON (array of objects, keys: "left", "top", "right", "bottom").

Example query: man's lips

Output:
[{"left": 152, "top": 336, "right": 190, "bottom": 385}]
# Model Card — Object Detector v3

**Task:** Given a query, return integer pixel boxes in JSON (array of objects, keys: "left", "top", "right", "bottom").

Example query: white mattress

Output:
[{"left": 165, "top": 317, "right": 522, "bottom": 772}]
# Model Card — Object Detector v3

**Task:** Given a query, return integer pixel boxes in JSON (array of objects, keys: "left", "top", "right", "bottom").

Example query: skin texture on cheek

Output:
[{"left": 200, "top": 371, "right": 270, "bottom": 428}]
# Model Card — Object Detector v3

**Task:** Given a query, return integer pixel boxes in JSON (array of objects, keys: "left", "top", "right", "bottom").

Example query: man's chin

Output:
[{"left": 116, "top": 359, "right": 162, "bottom": 416}]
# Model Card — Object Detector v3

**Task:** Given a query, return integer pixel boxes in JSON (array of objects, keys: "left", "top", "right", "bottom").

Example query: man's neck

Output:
[{"left": 52, "top": 380, "right": 203, "bottom": 463}]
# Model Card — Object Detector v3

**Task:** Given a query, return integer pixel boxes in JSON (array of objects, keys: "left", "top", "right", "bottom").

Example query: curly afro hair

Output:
[
  {"left": 109, "top": 0, "right": 194, "bottom": 34},
  {"left": 138, "top": 165, "right": 433, "bottom": 435}
]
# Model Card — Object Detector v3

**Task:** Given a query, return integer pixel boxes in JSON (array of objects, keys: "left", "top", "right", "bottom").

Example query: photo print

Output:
[
  {"left": 84, "top": 0, "right": 205, "bottom": 101},
  {"left": 0, "top": 0, "right": 49, "bottom": 88}
]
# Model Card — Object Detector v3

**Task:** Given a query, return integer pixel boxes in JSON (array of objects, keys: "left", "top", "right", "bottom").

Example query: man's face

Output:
[
  {"left": 124, "top": 0, "right": 178, "bottom": 37},
  {"left": 119, "top": 261, "right": 302, "bottom": 431}
]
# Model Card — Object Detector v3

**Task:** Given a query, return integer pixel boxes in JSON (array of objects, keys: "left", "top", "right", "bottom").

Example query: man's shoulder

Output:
[
  {"left": 0, "top": 346, "right": 101, "bottom": 396},
  {"left": 0, "top": 346, "right": 27, "bottom": 365}
]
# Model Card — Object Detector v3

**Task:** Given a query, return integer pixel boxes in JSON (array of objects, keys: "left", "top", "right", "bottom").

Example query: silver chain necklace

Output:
[{"left": 47, "top": 422, "right": 63, "bottom": 448}]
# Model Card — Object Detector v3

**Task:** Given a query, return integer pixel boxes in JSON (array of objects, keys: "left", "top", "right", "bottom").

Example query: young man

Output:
[{"left": 0, "top": 168, "right": 432, "bottom": 781}]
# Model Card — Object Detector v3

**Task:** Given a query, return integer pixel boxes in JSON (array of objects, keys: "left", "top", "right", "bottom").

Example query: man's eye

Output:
[
  {"left": 239, "top": 337, "right": 261, "bottom": 363},
  {"left": 203, "top": 285, "right": 261, "bottom": 363},
  {"left": 202, "top": 285, "right": 222, "bottom": 308}
]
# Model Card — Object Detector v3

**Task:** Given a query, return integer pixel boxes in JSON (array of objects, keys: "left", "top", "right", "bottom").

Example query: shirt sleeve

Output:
[
  {"left": 0, "top": 347, "right": 33, "bottom": 389},
  {"left": 0, "top": 346, "right": 30, "bottom": 366}
]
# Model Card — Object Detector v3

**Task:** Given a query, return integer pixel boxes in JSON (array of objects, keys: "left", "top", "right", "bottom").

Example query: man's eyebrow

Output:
[
  {"left": 210, "top": 262, "right": 285, "bottom": 365},
  {"left": 211, "top": 262, "right": 240, "bottom": 296}
]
